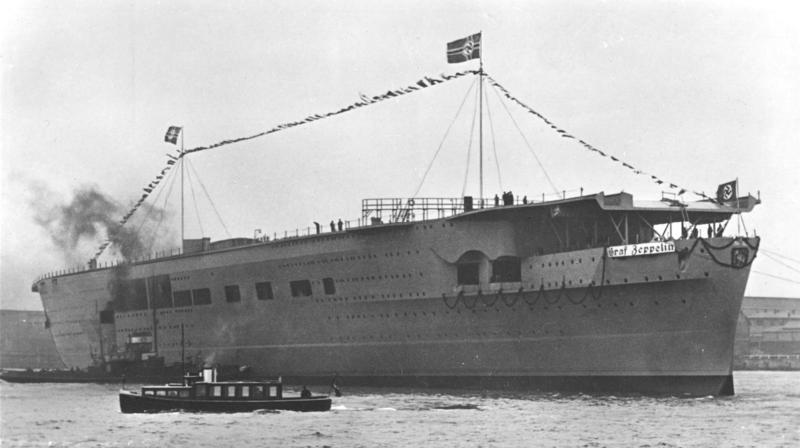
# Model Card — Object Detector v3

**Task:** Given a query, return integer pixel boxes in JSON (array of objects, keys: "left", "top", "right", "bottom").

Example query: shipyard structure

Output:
[
  {"left": 0, "top": 310, "right": 63, "bottom": 369},
  {"left": 32, "top": 191, "right": 759, "bottom": 395},
  {"left": 735, "top": 296, "right": 800, "bottom": 369}
]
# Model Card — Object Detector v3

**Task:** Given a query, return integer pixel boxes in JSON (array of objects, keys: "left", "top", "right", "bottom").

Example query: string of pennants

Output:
[
  {"left": 94, "top": 69, "right": 721, "bottom": 260},
  {"left": 93, "top": 69, "right": 478, "bottom": 260},
  {"left": 485, "top": 75, "right": 720, "bottom": 204}
]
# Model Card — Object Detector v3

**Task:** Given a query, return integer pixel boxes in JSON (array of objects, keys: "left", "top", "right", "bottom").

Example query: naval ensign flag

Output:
[
  {"left": 716, "top": 180, "right": 737, "bottom": 203},
  {"left": 447, "top": 33, "right": 481, "bottom": 63},
  {"left": 164, "top": 126, "right": 182, "bottom": 145}
]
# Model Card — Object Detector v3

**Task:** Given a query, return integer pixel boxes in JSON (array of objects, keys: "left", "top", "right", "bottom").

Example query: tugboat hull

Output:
[{"left": 118, "top": 391, "right": 331, "bottom": 413}]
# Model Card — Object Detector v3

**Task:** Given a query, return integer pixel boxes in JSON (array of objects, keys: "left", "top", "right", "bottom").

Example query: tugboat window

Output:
[
  {"left": 256, "top": 282, "right": 274, "bottom": 300},
  {"left": 173, "top": 290, "right": 191, "bottom": 307},
  {"left": 290, "top": 280, "right": 313, "bottom": 297},
  {"left": 241, "top": 385, "right": 250, "bottom": 397},
  {"left": 492, "top": 257, "right": 521, "bottom": 283},
  {"left": 212, "top": 386, "right": 222, "bottom": 397},
  {"left": 179, "top": 390, "right": 190, "bottom": 398},
  {"left": 457, "top": 263, "right": 480, "bottom": 285},
  {"left": 227, "top": 385, "right": 237, "bottom": 397},
  {"left": 225, "top": 285, "right": 241, "bottom": 303},
  {"left": 192, "top": 288, "right": 212, "bottom": 305},
  {"left": 323, "top": 277, "right": 336, "bottom": 295},
  {"left": 255, "top": 385, "right": 265, "bottom": 398}
]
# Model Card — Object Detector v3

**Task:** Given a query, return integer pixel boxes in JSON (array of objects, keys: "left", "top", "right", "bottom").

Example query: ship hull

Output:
[
  {"left": 288, "top": 374, "right": 734, "bottom": 396},
  {"left": 35, "top": 209, "right": 756, "bottom": 396}
]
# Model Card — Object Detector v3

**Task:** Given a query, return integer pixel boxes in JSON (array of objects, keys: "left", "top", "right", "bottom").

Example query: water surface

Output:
[{"left": 1, "top": 371, "right": 798, "bottom": 447}]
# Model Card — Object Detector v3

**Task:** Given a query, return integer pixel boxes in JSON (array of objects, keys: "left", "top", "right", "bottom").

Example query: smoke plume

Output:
[{"left": 31, "top": 183, "right": 170, "bottom": 264}]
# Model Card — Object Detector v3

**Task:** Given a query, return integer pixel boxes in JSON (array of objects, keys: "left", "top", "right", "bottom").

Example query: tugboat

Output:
[{"left": 118, "top": 366, "right": 332, "bottom": 413}]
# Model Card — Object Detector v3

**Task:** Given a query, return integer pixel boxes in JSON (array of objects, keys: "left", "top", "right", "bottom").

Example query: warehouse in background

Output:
[
  {"left": 0, "top": 310, "right": 63, "bottom": 369},
  {"left": 735, "top": 297, "right": 800, "bottom": 369}
]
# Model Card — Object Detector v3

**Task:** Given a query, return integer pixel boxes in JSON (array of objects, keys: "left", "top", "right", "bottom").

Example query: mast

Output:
[
  {"left": 181, "top": 322, "right": 185, "bottom": 373},
  {"left": 147, "top": 277, "right": 158, "bottom": 356},
  {"left": 180, "top": 129, "right": 185, "bottom": 245},
  {"left": 478, "top": 34, "right": 484, "bottom": 206},
  {"left": 736, "top": 177, "right": 741, "bottom": 235},
  {"left": 95, "top": 300, "right": 105, "bottom": 369}
]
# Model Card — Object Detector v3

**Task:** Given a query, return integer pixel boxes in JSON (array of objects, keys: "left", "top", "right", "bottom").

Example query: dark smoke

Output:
[{"left": 31, "top": 184, "right": 170, "bottom": 263}]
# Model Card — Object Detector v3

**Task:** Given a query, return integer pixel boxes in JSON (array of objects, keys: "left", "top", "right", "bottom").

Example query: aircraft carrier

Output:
[{"left": 33, "top": 191, "right": 760, "bottom": 395}]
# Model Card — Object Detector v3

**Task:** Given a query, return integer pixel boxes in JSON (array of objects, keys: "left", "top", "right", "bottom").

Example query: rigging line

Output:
[
  {"left": 132, "top": 159, "right": 179, "bottom": 247},
  {"left": 461, "top": 81, "right": 481, "bottom": 198},
  {"left": 752, "top": 270, "right": 800, "bottom": 285},
  {"left": 184, "top": 160, "right": 206, "bottom": 237},
  {"left": 132, "top": 170, "right": 169, "bottom": 235},
  {"left": 182, "top": 70, "right": 478, "bottom": 157},
  {"left": 483, "top": 80, "right": 503, "bottom": 192},
  {"left": 760, "top": 252, "right": 800, "bottom": 277},
  {"left": 94, "top": 70, "right": 478, "bottom": 261},
  {"left": 186, "top": 157, "right": 232, "bottom": 239},
  {"left": 145, "top": 159, "right": 181, "bottom": 254},
  {"left": 485, "top": 75, "right": 711, "bottom": 202},
  {"left": 411, "top": 76, "right": 478, "bottom": 198},
  {"left": 489, "top": 82, "right": 560, "bottom": 195},
  {"left": 760, "top": 248, "right": 800, "bottom": 266}
]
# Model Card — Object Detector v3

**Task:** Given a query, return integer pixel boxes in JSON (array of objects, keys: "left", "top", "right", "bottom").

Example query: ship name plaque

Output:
[{"left": 606, "top": 241, "right": 676, "bottom": 258}]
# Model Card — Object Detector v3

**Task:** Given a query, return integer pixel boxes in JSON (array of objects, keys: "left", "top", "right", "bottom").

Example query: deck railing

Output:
[{"left": 33, "top": 189, "right": 588, "bottom": 283}]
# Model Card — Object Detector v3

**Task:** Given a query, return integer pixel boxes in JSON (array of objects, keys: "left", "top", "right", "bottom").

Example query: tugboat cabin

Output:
[
  {"left": 140, "top": 366, "right": 282, "bottom": 401},
  {"left": 141, "top": 381, "right": 282, "bottom": 401}
]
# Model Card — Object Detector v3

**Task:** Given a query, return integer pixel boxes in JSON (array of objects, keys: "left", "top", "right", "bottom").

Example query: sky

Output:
[{"left": 2, "top": 0, "right": 800, "bottom": 310}]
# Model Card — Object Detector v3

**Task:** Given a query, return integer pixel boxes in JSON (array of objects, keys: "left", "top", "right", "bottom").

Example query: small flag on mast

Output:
[
  {"left": 716, "top": 180, "right": 737, "bottom": 203},
  {"left": 447, "top": 33, "right": 481, "bottom": 63},
  {"left": 164, "top": 126, "right": 182, "bottom": 144}
]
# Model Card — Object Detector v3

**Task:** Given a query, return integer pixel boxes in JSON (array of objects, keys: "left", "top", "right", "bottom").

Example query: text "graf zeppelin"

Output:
[{"left": 606, "top": 241, "right": 677, "bottom": 258}]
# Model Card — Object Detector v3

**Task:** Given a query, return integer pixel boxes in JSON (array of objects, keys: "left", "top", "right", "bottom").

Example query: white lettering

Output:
[{"left": 606, "top": 241, "right": 676, "bottom": 258}]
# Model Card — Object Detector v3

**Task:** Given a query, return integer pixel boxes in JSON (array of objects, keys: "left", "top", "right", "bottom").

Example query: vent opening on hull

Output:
[
  {"left": 290, "top": 280, "right": 312, "bottom": 297},
  {"left": 191, "top": 288, "right": 211, "bottom": 305},
  {"left": 457, "top": 263, "right": 480, "bottom": 285},
  {"left": 256, "top": 282, "right": 274, "bottom": 300},
  {"left": 492, "top": 256, "right": 521, "bottom": 283},
  {"left": 322, "top": 277, "right": 336, "bottom": 295}
]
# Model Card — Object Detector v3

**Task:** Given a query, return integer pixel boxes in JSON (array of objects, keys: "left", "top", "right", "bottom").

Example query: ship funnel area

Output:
[{"left": 202, "top": 366, "right": 217, "bottom": 383}]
